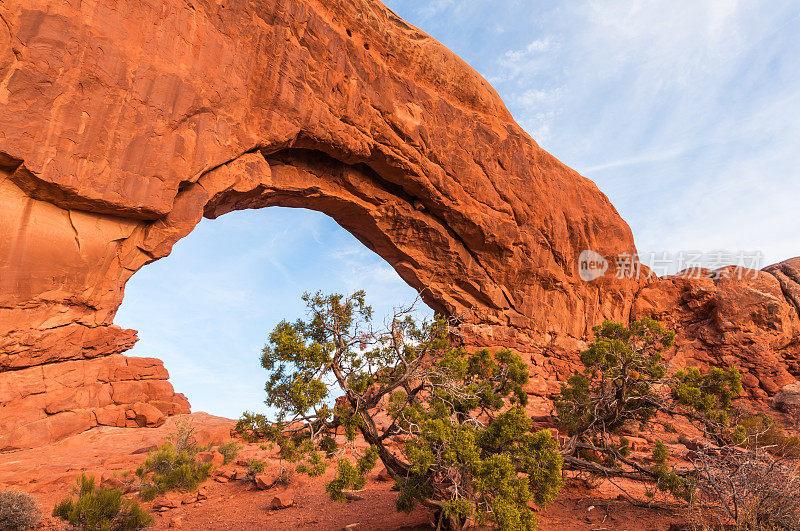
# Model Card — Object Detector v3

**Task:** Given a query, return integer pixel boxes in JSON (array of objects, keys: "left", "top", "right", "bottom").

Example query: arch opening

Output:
[{"left": 115, "top": 206, "right": 433, "bottom": 418}]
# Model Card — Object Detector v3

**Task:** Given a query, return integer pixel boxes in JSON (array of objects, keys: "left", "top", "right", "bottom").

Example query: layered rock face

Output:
[
  {"left": 1, "top": 0, "right": 797, "bottom": 449},
  {"left": 632, "top": 259, "right": 800, "bottom": 400},
  {"left": 0, "top": 0, "right": 640, "bottom": 448}
]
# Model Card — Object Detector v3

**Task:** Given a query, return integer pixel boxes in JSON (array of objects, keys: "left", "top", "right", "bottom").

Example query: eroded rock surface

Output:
[
  {"left": 632, "top": 259, "right": 800, "bottom": 399},
  {"left": 1, "top": 0, "right": 798, "bottom": 448},
  {"left": 0, "top": 0, "right": 640, "bottom": 447}
]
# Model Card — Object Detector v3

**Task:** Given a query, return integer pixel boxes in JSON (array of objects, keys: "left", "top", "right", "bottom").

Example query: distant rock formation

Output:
[{"left": 1, "top": 0, "right": 797, "bottom": 449}]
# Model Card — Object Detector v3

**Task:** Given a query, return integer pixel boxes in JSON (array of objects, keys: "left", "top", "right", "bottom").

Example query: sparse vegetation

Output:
[
  {"left": 0, "top": 490, "right": 40, "bottom": 531},
  {"left": 688, "top": 440, "right": 800, "bottom": 530},
  {"left": 134, "top": 421, "right": 213, "bottom": 501},
  {"left": 248, "top": 459, "right": 266, "bottom": 475},
  {"left": 738, "top": 412, "right": 800, "bottom": 458},
  {"left": 52, "top": 474, "right": 152, "bottom": 530},
  {"left": 217, "top": 441, "right": 240, "bottom": 465},
  {"left": 555, "top": 319, "right": 748, "bottom": 503},
  {"left": 555, "top": 318, "right": 800, "bottom": 530},
  {"left": 239, "top": 290, "right": 563, "bottom": 530}
]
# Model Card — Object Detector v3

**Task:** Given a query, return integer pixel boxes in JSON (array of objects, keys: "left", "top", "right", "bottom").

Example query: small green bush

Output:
[
  {"left": 248, "top": 459, "right": 266, "bottom": 475},
  {"left": 217, "top": 441, "right": 240, "bottom": 465},
  {"left": 0, "top": 490, "right": 40, "bottom": 531},
  {"left": 135, "top": 443, "right": 212, "bottom": 501},
  {"left": 52, "top": 475, "right": 151, "bottom": 530}
]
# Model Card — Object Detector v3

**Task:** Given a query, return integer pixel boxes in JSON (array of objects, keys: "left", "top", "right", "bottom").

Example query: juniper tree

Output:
[
  {"left": 556, "top": 318, "right": 745, "bottom": 502},
  {"left": 237, "top": 291, "right": 563, "bottom": 530}
]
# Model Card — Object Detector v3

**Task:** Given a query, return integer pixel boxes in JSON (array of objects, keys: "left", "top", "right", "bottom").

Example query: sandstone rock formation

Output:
[
  {"left": 0, "top": 0, "right": 640, "bottom": 448},
  {"left": 1, "top": 0, "right": 798, "bottom": 449},
  {"left": 632, "top": 259, "right": 800, "bottom": 399}
]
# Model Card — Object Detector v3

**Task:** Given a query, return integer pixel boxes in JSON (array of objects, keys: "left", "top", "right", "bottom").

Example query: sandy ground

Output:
[{"left": 0, "top": 413, "right": 686, "bottom": 530}]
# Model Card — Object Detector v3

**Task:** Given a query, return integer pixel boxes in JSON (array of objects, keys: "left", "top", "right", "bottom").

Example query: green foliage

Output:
[
  {"left": 234, "top": 412, "right": 276, "bottom": 442},
  {"left": 325, "top": 455, "right": 371, "bottom": 502},
  {"left": 216, "top": 441, "right": 240, "bottom": 465},
  {"left": 247, "top": 290, "right": 563, "bottom": 529},
  {"left": 652, "top": 439, "right": 669, "bottom": 464},
  {"left": 135, "top": 443, "right": 212, "bottom": 501},
  {"left": 52, "top": 475, "right": 152, "bottom": 530},
  {"left": 556, "top": 319, "right": 747, "bottom": 504},
  {"left": 295, "top": 450, "right": 329, "bottom": 477},
  {"left": 0, "top": 490, "right": 40, "bottom": 531},
  {"left": 248, "top": 459, "right": 266, "bottom": 475},
  {"left": 671, "top": 366, "right": 743, "bottom": 438},
  {"left": 556, "top": 319, "right": 673, "bottom": 437}
]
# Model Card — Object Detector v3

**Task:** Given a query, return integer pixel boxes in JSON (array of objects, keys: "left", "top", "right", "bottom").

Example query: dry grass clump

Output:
[{"left": 0, "top": 490, "right": 40, "bottom": 531}]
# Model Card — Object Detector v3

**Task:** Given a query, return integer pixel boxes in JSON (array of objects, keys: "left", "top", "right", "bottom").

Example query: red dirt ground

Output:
[{"left": 0, "top": 413, "right": 686, "bottom": 530}]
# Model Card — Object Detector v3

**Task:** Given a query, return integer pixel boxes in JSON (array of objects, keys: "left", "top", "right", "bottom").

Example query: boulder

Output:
[
  {"left": 255, "top": 472, "right": 279, "bottom": 491},
  {"left": 195, "top": 451, "right": 224, "bottom": 467},
  {"left": 269, "top": 492, "right": 295, "bottom": 510},
  {"left": 773, "top": 381, "right": 800, "bottom": 412},
  {"left": 130, "top": 402, "right": 166, "bottom": 428},
  {"left": 153, "top": 492, "right": 182, "bottom": 510}
]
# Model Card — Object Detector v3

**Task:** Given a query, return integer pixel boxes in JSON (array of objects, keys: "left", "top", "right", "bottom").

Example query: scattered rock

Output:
[
  {"left": 343, "top": 524, "right": 360, "bottom": 531},
  {"left": 153, "top": 492, "right": 182, "bottom": 510},
  {"left": 375, "top": 468, "right": 392, "bottom": 482},
  {"left": 255, "top": 472, "right": 279, "bottom": 490},
  {"left": 343, "top": 490, "right": 365, "bottom": 501},
  {"left": 169, "top": 516, "right": 184, "bottom": 528},
  {"left": 679, "top": 438, "right": 704, "bottom": 451},
  {"left": 772, "top": 381, "right": 800, "bottom": 412},
  {"left": 214, "top": 467, "right": 237, "bottom": 480},
  {"left": 197, "top": 486, "right": 208, "bottom": 500},
  {"left": 625, "top": 436, "right": 649, "bottom": 451},
  {"left": 180, "top": 492, "right": 197, "bottom": 505},
  {"left": 195, "top": 451, "right": 224, "bottom": 467},
  {"left": 270, "top": 492, "right": 295, "bottom": 510}
]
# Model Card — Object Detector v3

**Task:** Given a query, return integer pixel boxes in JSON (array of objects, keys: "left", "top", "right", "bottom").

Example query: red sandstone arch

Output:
[
  {"left": 0, "top": 0, "right": 640, "bottom": 449},
  {"left": 4, "top": 0, "right": 797, "bottom": 451}
]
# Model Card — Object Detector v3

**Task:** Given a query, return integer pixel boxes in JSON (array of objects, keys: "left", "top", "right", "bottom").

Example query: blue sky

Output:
[{"left": 115, "top": 1, "right": 800, "bottom": 418}]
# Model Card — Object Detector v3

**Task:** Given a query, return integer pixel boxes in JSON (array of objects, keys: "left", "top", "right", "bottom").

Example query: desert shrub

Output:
[
  {"left": 0, "top": 490, "right": 40, "bottom": 530},
  {"left": 688, "top": 443, "right": 800, "bottom": 530},
  {"left": 235, "top": 412, "right": 278, "bottom": 443},
  {"left": 217, "top": 441, "right": 240, "bottom": 465},
  {"left": 556, "top": 319, "right": 745, "bottom": 503},
  {"left": 240, "top": 290, "right": 563, "bottom": 530},
  {"left": 738, "top": 412, "right": 800, "bottom": 458},
  {"left": 52, "top": 474, "right": 152, "bottom": 530},
  {"left": 135, "top": 443, "right": 212, "bottom": 501},
  {"left": 248, "top": 459, "right": 266, "bottom": 475}
]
